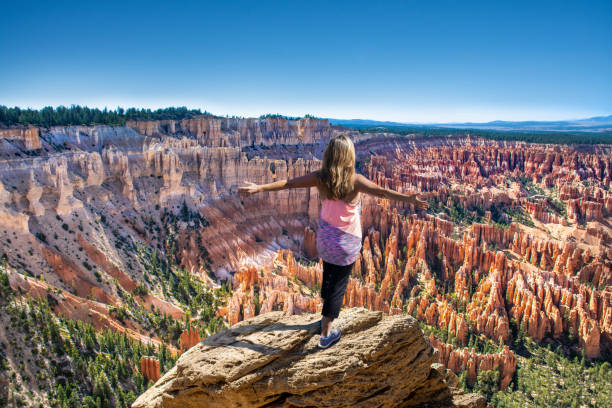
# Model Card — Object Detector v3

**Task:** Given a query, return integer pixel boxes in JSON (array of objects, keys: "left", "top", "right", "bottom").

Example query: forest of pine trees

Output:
[
  {"left": 0, "top": 106, "right": 321, "bottom": 128},
  {"left": 3, "top": 105, "right": 608, "bottom": 145},
  {"left": 1, "top": 266, "right": 177, "bottom": 408},
  {"left": 0, "top": 106, "right": 212, "bottom": 128},
  {"left": 345, "top": 124, "right": 612, "bottom": 145},
  {"left": 0, "top": 213, "right": 231, "bottom": 408}
]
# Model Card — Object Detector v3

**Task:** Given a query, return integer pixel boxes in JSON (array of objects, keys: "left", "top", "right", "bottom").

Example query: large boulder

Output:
[{"left": 132, "top": 308, "right": 484, "bottom": 408}]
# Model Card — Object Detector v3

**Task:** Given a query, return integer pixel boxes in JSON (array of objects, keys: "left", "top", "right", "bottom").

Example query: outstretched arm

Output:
[
  {"left": 354, "top": 174, "right": 428, "bottom": 210},
  {"left": 238, "top": 171, "right": 319, "bottom": 195}
]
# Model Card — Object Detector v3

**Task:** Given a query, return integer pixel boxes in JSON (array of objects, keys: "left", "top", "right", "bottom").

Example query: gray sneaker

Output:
[{"left": 318, "top": 327, "right": 341, "bottom": 349}]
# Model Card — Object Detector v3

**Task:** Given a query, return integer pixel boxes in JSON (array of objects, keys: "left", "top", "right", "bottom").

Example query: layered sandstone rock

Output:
[
  {"left": 227, "top": 251, "right": 322, "bottom": 326},
  {"left": 568, "top": 199, "right": 604, "bottom": 222},
  {"left": 0, "top": 126, "right": 41, "bottom": 149},
  {"left": 303, "top": 226, "right": 317, "bottom": 259},
  {"left": 140, "top": 356, "right": 162, "bottom": 383},
  {"left": 524, "top": 198, "right": 566, "bottom": 225},
  {"left": 127, "top": 116, "right": 334, "bottom": 147},
  {"left": 132, "top": 308, "right": 484, "bottom": 408},
  {"left": 408, "top": 297, "right": 469, "bottom": 345},
  {"left": 429, "top": 336, "right": 517, "bottom": 390},
  {"left": 179, "top": 327, "right": 201, "bottom": 351}
]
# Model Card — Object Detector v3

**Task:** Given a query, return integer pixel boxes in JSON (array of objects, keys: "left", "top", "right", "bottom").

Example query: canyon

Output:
[{"left": 0, "top": 116, "right": 610, "bottom": 406}]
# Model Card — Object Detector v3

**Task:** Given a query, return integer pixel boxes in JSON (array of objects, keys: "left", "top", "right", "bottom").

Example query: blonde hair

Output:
[{"left": 318, "top": 135, "right": 355, "bottom": 200}]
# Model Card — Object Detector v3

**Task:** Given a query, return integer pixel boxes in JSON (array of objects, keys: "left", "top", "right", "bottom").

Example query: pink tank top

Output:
[{"left": 316, "top": 198, "right": 362, "bottom": 266}]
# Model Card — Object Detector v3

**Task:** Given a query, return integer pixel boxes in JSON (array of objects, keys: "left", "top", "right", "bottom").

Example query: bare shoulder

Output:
[
  {"left": 353, "top": 173, "right": 376, "bottom": 190},
  {"left": 353, "top": 173, "right": 367, "bottom": 184}
]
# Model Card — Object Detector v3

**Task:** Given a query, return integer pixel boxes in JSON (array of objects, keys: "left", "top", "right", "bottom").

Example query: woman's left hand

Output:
[{"left": 238, "top": 181, "right": 260, "bottom": 196}]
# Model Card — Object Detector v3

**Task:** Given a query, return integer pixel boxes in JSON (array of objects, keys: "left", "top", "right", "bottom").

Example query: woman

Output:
[{"left": 238, "top": 135, "right": 428, "bottom": 348}]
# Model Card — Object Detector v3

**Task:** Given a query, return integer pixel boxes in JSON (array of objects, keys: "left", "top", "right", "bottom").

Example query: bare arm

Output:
[
  {"left": 238, "top": 171, "right": 319, "bottom": 195},
  {"left": 354, "top": 174, "right": 428, "bottom": 210}
]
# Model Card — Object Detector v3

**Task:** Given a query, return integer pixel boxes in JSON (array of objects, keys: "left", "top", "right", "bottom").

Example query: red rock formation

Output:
[
  {"left": 227, "top": 251, "right": 323, "bottom": 325},
  {"left": 524, "top": 198, "right": 566, "bottom": 225},
  {"left": 568, "top": 199, "right": 604, "bottom": 222},
  {"left": 40, "top": 245, "right": 117, "bottom": 305},
  {"left": 505, "top": 266, "right": 607, "bottom": 358},
  {"left": 179, "top": 327, "right": 201, "bottom": 351},
  {"left": 140, "top": 356, "right": 161, "bottom": 382},
  {"left": 304, "top": 226, "right": 317, "bottom": 259},
  {"left": 429, "top": 335, "right": 517, "bottom": 390},
  {"left": 407, "top": 297, "right": 469, "bottom": 345},
  {"left": 8, "top": 270, "right": 173, "bottom": 349},
  {"left": 126, "top": 120, "right": 176, "bottom": 137},
  {"left": 466, "top": 269, "right": 511, "bottom": 345}
]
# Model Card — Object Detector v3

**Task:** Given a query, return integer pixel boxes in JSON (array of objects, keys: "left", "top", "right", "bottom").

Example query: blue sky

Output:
[{"left": 1, "top": 0, "right": 611, "bottom": 122}]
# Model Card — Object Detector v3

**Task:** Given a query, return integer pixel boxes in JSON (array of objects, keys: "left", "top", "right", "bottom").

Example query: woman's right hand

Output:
[{"left": 238, "top": 181, "right": 260, "bottom": 196}]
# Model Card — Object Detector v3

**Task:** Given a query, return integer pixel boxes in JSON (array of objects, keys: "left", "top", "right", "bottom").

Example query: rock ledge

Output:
[{"left": 132, "top": 308, "right": 485, "bottom": 408}]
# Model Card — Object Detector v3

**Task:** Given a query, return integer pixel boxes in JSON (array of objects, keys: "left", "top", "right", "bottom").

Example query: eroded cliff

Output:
[{"left": 132, "top": 308, "right": 485, "bottom": 408}]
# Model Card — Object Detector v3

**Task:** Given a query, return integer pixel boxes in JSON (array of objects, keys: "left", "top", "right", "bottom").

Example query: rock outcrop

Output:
[
  {"left": 428, "top": 336, "right": 517, "bottom": 390},
  {"left": 141, "top": 356, "right": 162, "bottom": 383},
  {"left": 179, "top": 327, "right": 201, "bottom": 351},
  {"left": 0, "top": 126, "right": 41, "bottom": 149},
  {"left": 127, "top": 116, "right": 334, "bottom": 147},
  {"left": 132, "top": 308, "right": 484, "bottom": 408}
]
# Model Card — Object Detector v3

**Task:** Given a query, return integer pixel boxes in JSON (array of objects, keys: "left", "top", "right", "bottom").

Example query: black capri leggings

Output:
[{"left": 320, "top": 261, "right": 354, "bottom": 319}]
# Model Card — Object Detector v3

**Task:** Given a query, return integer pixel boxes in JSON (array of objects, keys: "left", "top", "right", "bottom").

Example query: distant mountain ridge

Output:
[{"left": 329, "top": 115, "right": 612, "bottom": 132}]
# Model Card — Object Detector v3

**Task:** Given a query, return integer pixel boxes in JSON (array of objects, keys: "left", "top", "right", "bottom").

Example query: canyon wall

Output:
[
  {"left": 126, "top": 116, "right": 334, "bottom": 147},
  {"left": 0, "top": 126, "right": 41, "bottom": 150},
  {"left": 0, "top": 119, "right": 610, "bottom": 394}
]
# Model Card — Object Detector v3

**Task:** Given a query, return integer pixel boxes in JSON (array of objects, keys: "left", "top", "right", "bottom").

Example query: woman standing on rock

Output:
[{"left": 239, "top": 134, "right": 428, "bottom": 348}]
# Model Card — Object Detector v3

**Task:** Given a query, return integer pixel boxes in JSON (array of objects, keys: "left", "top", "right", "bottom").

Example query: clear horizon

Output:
[{"left": 1, "top": 1, "right": 611, "bottom": 123}]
